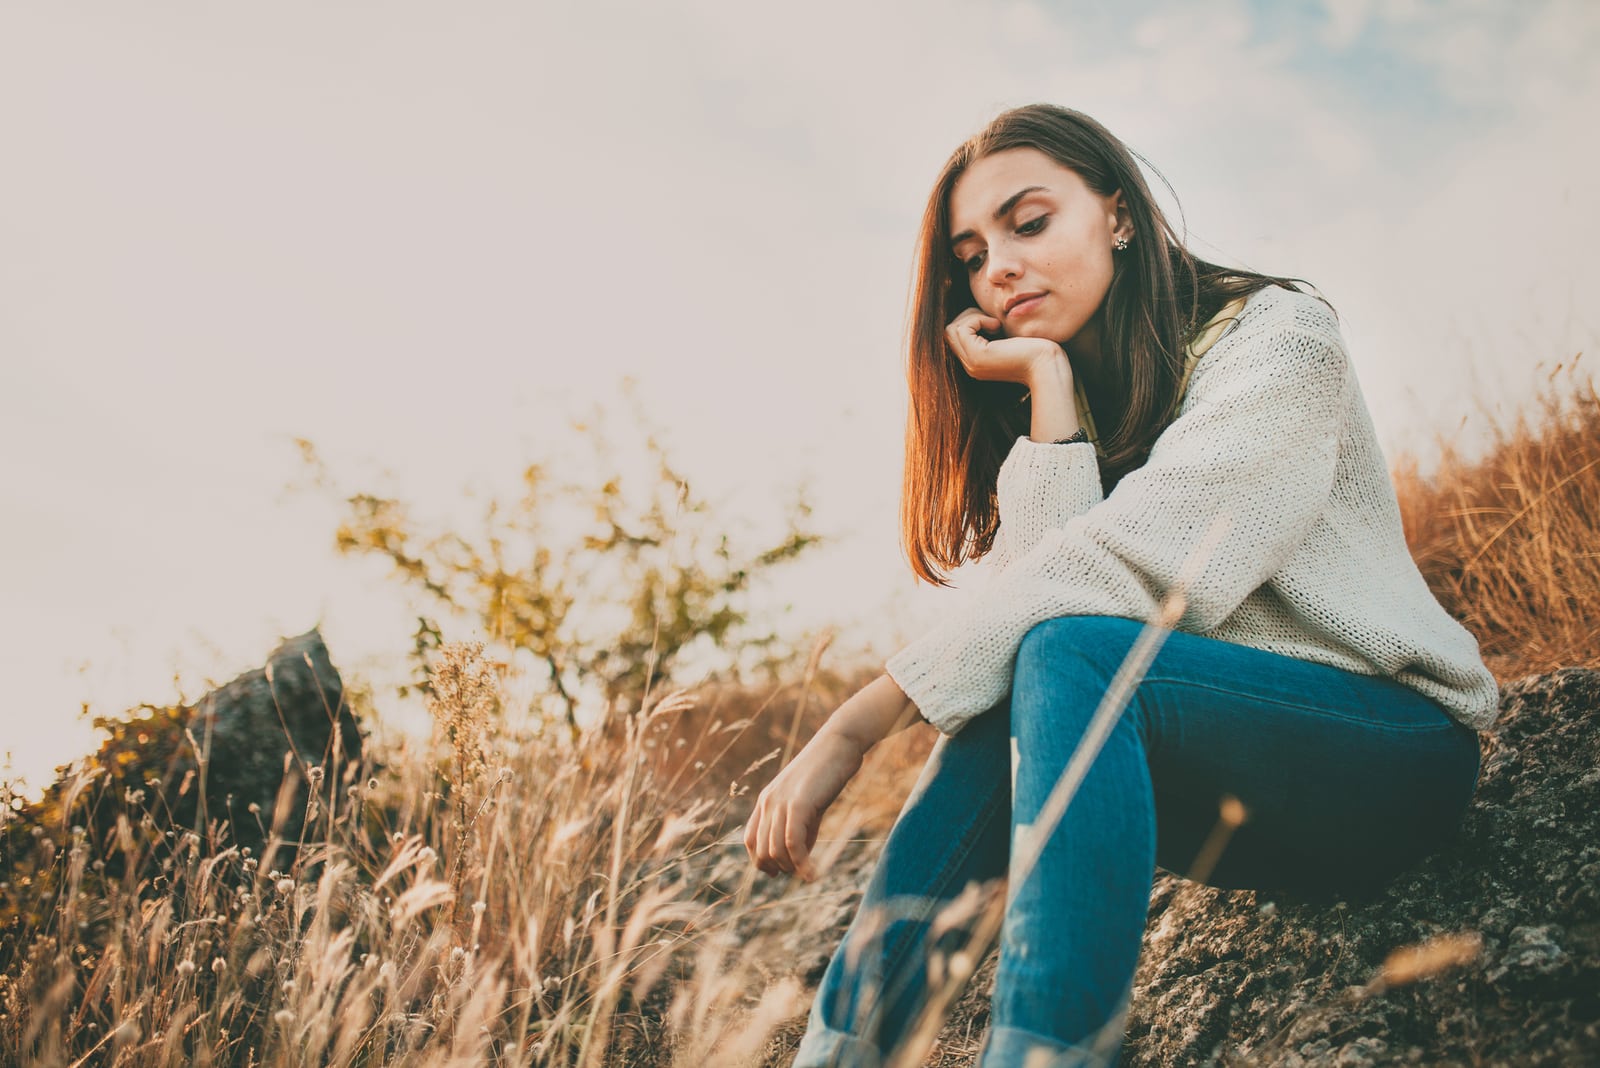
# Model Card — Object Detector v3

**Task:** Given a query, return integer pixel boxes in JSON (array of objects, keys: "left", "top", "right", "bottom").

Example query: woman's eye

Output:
[{"left": 959, "top": 217, "right": 1048, "bottom": 272}]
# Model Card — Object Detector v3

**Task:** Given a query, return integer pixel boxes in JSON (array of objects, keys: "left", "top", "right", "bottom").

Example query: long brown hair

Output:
[{"left": 901, "top": 104, "right": 1321, "bottom": 586}]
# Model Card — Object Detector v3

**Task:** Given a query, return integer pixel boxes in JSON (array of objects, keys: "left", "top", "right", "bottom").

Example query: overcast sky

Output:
[{"left": 3, "top": 0, "right": 1596, "bottom": 792}]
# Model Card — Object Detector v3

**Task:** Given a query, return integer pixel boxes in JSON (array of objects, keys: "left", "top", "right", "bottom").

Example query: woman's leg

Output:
[
  {"left": 978, "top": 615, "right": 1482, "bottom": 1068},
  {"left": 792, "top": 697, "right": 1013, "bottom": 1068}
]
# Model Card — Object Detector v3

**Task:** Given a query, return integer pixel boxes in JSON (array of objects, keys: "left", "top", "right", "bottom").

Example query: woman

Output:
[{"left": 745, "top": 104, "right": 1498, "bottom": 1067}]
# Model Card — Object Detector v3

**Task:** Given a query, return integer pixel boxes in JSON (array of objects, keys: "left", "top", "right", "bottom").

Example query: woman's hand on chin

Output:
[{"left": 946, "top": 307, "right": 1072, "bottom": 388}]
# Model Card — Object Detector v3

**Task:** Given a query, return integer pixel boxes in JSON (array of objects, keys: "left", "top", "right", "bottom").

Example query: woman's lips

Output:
[{"left": 1007, "top": 294, "right": 1047, "bottom": 318}]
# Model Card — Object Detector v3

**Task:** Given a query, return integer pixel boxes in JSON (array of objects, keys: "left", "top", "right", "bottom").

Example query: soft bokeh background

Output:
[{"left": 3, "top": 0, "right": 1597, "bottom": 792}]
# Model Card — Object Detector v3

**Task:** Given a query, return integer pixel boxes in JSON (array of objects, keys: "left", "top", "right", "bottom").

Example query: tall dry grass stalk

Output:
[{"left": 1394, "top": 359, "right": 1600, "bottom": 679}]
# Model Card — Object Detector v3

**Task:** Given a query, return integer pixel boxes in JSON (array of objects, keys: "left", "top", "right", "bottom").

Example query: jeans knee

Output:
[
  {"left": 1015, "top": 615, "right": 1144, "bottom": 691},
  {"left": 1011, "top": 617, "right": 1150, "bottom": 750}
]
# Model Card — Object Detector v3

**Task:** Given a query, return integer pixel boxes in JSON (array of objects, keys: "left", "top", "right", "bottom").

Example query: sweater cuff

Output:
[
  {"left": 997, "top": 435, "right": 1103, "bottom": 533},
  {"left": 886, "top": 634, "right": 973, "bottom": 738}
]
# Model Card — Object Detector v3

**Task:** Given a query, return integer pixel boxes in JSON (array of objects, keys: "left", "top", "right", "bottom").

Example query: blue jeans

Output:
[{"left": 790, "top": 616, "right": 1483, "bottom": 1068}]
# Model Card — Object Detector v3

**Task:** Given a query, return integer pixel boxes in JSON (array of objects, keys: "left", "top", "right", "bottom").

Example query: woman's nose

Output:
[{"left": 984, "top": 245, "right": 1021, "bottom": 285}]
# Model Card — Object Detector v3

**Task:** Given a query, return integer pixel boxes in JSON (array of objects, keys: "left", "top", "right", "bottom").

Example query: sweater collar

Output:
[{"left": 1073, "top": 293, "right": 1251, "bottom": 456}]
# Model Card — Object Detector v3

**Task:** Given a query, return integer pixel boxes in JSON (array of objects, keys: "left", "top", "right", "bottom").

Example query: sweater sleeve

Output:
[
  {"left": 887, "top": 316, "right": 1356, "bottom": 736},
  {"left": 984, "top": 437, "right": 1104, "bottom": 573}
]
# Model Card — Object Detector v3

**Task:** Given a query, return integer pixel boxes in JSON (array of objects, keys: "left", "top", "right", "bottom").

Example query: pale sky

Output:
[{"left": 3, "top": 0, "right": 1597, "bottom": 793}]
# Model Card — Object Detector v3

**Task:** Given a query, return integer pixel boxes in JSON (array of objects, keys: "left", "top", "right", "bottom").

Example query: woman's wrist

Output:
[
  {"left": 1026, "top": 351, "right": 1081, "bottom": 443},
  {"left": 818, "top": 673, "right": 922, "bottom": 755}
]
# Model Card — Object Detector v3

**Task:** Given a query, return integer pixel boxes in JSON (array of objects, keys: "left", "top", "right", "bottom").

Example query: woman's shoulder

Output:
[
  {"left": 1230, "top": 282, "right": 1343, "bottom": 343},
  {"left": 1188, "top": 283, "right": 1351, "bottom": 398}
]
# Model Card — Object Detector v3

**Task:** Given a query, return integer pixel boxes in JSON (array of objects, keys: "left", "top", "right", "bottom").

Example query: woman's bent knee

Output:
[{"left": 1015, "top": 615, "right": 1146, "bottom": 685}]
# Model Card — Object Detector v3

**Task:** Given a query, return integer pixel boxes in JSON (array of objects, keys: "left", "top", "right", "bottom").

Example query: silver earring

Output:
[{"left": 1114, "top": 235, "right": 1130, "bottom": 251}]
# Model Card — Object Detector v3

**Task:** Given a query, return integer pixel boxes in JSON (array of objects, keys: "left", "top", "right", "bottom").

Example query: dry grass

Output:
[
  {"left": 1394, "top": 359, "right": 1600, "bottom": 679},
  {"left": 0, "top": 636, "right": 928, "bottom": 1068},
  {"left": 3, "top": 365, "right": 1595, "bottom": 1066}
]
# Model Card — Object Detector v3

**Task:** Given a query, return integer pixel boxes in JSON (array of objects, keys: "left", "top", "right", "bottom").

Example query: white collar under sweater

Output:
[{"left": 885, "top": 283, "right": 1501, "bottom": 736}]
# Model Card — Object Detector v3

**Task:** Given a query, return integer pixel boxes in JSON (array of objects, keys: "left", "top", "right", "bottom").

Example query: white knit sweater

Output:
[{"left": 885, "top": 284, "right": 1501, "bottom": 737}]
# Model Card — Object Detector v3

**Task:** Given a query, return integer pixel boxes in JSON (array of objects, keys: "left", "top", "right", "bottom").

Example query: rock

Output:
[
  {"left": 0, "top": 627, "right": 364, "bottom": 946},
  {"left": 1116, "top": 668, "right": 1600, "bottom": 1065},
  {"left": 186, "top": 628, "right": 363, "bottom": 850},
  {"left": 1485, "top": 924, "right": 1569, "bottom": 984},
  {"left": 61, "top": 628, "right": 362, "bottom": 859}
]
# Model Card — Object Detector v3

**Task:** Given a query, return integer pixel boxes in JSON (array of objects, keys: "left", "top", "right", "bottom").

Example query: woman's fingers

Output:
[
  {"left": 945, "top": 310, "right": 1002, "bottom": 375},
  {"left": 945, "top": 309, "right": 1069, "bottom": 387},
  {"left": 766, "top": 805, "right": 792, "bottom": 874},
  {"left": 778, "top": 802, "right": 819, "bottom": 881},
  {"left": 746, "top": 800, "right": 779, "bottom": 876},
  {"left": 949, "top": 306, "right": 1000, "bottom": 334},
  {"left": 745, "top": 795, "right": 782, "bottom": 875},
  {"left": 940, "top": 308, "right": 1004, "bottom": 378},
  {"left": 787, "top": 812, "right": 817, "bottom": 882},
  {"left": 744, "top": 798, "right": 817, "bottom": 880},
  {"left": 743, "top": 805, "right": 769, "bottom": 874}
]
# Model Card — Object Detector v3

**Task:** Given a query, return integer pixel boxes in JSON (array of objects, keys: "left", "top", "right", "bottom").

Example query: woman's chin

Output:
[
  {"left": 1007, "top": 323, "right": 1061, "bottom": 342},
  {"left": 1022, "top": 315, "right": 1085, "bottom": 347}
]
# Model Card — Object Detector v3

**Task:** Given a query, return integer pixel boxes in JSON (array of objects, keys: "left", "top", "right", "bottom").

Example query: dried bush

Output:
[{"left": 1394, "top": 360, "right": 1600, "bottom": 679}]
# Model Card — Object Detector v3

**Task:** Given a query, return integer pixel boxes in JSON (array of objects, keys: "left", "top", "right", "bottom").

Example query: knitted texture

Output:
[{"left": 886, "top": 284, "right": 1501, "bottom": 737}]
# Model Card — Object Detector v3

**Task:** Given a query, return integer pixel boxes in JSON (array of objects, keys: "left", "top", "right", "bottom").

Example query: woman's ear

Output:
[{"left": 1110, "top": 190, "right": 1134, "bottom": 243}]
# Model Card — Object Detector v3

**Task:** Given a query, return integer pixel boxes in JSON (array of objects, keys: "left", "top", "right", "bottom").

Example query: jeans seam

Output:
[{"left": 1141, "top": 675, "right": 1456, "bottom": 735}]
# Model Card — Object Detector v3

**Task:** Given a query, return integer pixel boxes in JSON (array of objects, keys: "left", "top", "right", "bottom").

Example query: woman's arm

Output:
[
  {"left": 986, "top": 354, "right": 1103, "bottom": 573},
  {"left": 816, "top": 672, "right": 925, "bottom": 754}
]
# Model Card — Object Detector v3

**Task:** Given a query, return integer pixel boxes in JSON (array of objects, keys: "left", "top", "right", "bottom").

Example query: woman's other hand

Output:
[
  {"left": 945, "top": 307, "right": 1072, "bottom": 387},
  {"left": 744, "top": 674, "right": 923, "bottom": 881},
  {"left": 743, "top": 728, "right": 866, "bottom": 882}
]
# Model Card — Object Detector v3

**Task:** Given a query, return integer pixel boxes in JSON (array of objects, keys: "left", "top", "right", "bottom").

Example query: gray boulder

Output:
[
  {"left": 6, "top": 628, "right": 363, "bottom": 894},
  {"left": 187, "top": 627, "right": 363, "bottom": 851}
]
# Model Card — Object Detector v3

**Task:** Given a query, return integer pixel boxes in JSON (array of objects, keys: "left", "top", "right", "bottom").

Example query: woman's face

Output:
[{"left": 946, "top": 147, "right": 1130, "bottom": 351}]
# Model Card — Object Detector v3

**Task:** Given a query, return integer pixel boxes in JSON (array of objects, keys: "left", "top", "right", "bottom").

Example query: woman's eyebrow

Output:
[{"left": 949, "top": 185, "right": 1049, "bottom": 247}]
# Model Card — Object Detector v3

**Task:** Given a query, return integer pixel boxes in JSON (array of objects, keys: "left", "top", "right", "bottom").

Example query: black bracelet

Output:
[{"left": 1051, "top": 428, "right": 1090, "bottom": 446}]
